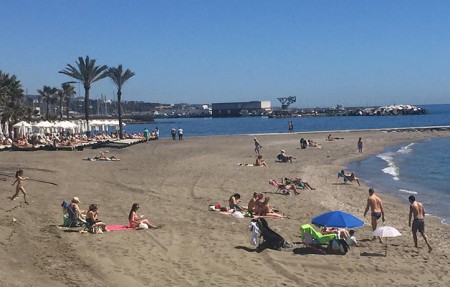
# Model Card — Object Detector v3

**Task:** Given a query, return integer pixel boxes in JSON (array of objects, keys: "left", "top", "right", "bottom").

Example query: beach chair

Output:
[
  {"left": 300, "top": 224, "right": 337, "bottom": 255},
  {"left": 269, "top": 179, "right": 290, "bottom": 195},
  {"left": 61, "top": 200, "right": 87, "bottom": 227},
  {"left": 338, "top": 171, "right": 352, "bottom": 183}
]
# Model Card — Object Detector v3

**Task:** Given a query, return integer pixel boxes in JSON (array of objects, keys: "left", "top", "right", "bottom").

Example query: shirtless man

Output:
[
  {"left": 247, "top": 192, "right": 258, "bottom": 214},
  {"left": 364, "top": 188, "right": 385, "bottom": 242},
  {"left": 408, "top": 195, "right": 432, "bottom": 252}
]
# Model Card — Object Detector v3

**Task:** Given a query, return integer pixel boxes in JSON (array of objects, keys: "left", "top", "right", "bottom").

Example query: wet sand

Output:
[{"left": 1, "top": 129, "right": 450, "bottom": 287}]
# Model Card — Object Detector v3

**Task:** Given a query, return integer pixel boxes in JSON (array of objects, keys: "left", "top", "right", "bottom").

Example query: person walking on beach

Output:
[
  {"left": 254, "top": 138, "right": 262, "bottom": 155},
  {"left": 288, "top": 121, "right": 294, "bottom": 133},
  {"left": 144, "top": 127, "right": 150, "bottom": 142},
  {"left": 357, "top": 137, "right": 363, "bottom": 153},
  {"left": 408, "top": 195, "right": 432, "bottom": 252},
  {"left": 10, "top": 169, "right": 29, "bottom": 203},
  {"left": 178, "top": 127, "right": 183, "bottom": 140},
  {"left": 364, "top": 188, "right": 385, "bottom": 242},
  {"left": 171, "top": 128, "right": 176, "bottom": 140}
]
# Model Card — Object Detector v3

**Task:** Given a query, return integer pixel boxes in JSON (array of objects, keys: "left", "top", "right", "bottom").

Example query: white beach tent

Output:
[
  {"left": 54, "top": 121, "right": 78, "bottom": 133},
  {"left": 34, "top": 121, "right": 55, "bottom": 134},
  {"left": 13, "top": 121, "right": 32, "bottom": 137}
]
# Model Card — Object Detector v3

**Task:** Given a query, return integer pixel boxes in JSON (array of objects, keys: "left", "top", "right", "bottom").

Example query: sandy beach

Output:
[{"left": 1, "top": 129, "right": 450, "bottom": 287}]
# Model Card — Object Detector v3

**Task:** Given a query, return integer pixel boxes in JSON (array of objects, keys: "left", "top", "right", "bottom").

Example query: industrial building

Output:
[{"left": 211, "top": 101, "right": 271, "bottom": 117}]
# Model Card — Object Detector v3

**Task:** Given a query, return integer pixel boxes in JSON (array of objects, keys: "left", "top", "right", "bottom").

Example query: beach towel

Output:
[{"left": 106, "top": 225, "right": 133, "bottom": 231}]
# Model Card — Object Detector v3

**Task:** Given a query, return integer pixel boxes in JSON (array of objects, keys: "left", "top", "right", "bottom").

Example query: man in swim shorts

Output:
[
  {"left": 364, "top": 188, "right": 385, "bottom": 242},
  {"left": 408, "top": 195, "right": 432, "bottom": 252}
]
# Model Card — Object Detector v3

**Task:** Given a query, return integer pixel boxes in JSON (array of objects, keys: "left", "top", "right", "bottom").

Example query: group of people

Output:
[
  {"left": 69, "top": 197, "right": 160, "bottom": 233},
  {"left": 229, "top": 193, "right": 287, "bottom": 219},
  {"left": 171, "top": 127, "right": 184, "bottom": 140},
  {"left": 363, "top": 188, "right": 432, "bottom": 252},
  {"left": 143, "top": 127, "right": 159, "bottom": 141}
]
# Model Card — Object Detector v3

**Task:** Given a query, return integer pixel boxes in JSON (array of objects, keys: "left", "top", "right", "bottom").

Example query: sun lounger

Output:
[{"left": 300, "top": 224, "right": 337, "bottom": 255}]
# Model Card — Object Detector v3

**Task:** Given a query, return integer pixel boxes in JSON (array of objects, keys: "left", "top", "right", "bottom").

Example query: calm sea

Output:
[{"left": 126, "top": 104, "right": 450, "bottom": 223}]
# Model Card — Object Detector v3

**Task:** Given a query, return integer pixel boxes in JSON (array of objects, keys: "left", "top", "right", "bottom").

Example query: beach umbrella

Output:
[
  {"left": 312, "top": 210, "right": 365, "bottom": 228},
  {"left": 373, "top": 226, "right": 402, "bottom": 257}
]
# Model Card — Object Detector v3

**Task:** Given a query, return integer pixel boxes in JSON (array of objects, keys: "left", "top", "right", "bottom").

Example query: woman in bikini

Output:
[
  {"left": 258, "top": 197, "right": 287, "bottom": 218},
  {"left": 128, "top": 203, "right": 159, "bottom": 229},
  {"left": 254, "top": 155, "right": 268, "bottom": 167},
  {"left": 85, "top": 204, "right": 109, "bottom": 233},
  {"left": 10, "top": 170, "right": 29, "bottom": 203}
]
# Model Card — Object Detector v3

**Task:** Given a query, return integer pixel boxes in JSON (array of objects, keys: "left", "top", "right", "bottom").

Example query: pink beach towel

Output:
[{"left": 106, "top": 225, "right": 133, "bottom": 231}]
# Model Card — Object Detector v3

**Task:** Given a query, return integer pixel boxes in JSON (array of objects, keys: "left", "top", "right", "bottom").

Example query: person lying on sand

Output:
[
  {"left": 338, "top": 170, "right": 361, "bottom": 186},
  {"left": 283, "top": 177, "right": 315, "bottom": 190},
  {"left": 87, "top": 152, "right": 120, "bottom": 161},
  {"left": 129, "top": 203, "right": 159, "bottom": 229}
]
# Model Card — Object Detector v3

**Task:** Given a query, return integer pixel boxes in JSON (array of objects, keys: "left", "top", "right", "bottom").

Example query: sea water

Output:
[
  {"left": 348, "top": 137, "right": 450, "bottom": 224},
  {"left": 124, "top": 104, "right": 450, "bottom": 223},
  {"left": 125, "top": 104, "right": 450, "bottom": 138}
]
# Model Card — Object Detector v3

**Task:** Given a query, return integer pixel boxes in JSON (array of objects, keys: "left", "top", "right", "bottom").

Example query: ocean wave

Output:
[
  {"left": 397, "top": 142, "right": 414, "bottom": 154},
  {"left": 398, "top": 188, "right": 418, "bottom": 195},
  {"left": 377, "top": 152, "right": 399, "bottom": 180}
]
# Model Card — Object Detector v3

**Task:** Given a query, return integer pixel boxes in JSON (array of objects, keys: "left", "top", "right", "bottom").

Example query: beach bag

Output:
[
  {"left": 232, "top": 211, "right": 244, "bottom": 219},
  {"left": 139, "top": 223, "right": 149, "bottom": 229}
]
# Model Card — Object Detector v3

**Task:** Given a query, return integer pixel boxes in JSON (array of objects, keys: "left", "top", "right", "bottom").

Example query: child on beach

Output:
[{"left": 10, "top": 169, "right": 29, "bottom": 203}]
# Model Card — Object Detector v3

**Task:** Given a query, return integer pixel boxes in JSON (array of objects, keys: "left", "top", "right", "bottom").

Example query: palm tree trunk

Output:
[
  {"left": 117, "top": 88, "right": 123, "bottom": 139},
  {"left": 59, "top": 97, "right": 63, "bottom": 121},
  {"left": 46, "top": 97, "right": 50, "bottom": 120},
  {"left": 84, "top": 85, "right": 90, "bottom": 136},
  {"left": 66, "top": 99, "right": 70, "bottom": 119}
]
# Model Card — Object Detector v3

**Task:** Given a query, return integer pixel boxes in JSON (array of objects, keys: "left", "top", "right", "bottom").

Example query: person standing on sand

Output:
[
  {"left": 254, "top": 138, "right": 262, "bottom": 155},
  {"left": 364, "top": 188, "right": 385, "bottom": 242},
  {"left": 144, "top": 127, "right": 150, "bottom": 142},
  {"left": 178, "top": 127, "right": 183, "bottom": 140},
  {"left": 171, "top": 128, "right": 176, "bottom": 140},
  {"left": 408, "top": 195, "right": 432, "bottom": 252},
  {"left": 10, "top": 169, "right": 29, "bottom": 203},
  {"left": 357, "top": 137, "right": 363, "bottom": 153}
]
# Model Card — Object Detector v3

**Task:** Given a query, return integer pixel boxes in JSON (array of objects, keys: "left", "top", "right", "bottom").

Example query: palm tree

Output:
[
  {"left": 61, "top": 82, "right": 76, "bottom": 119},
  {"left": 0, "top": 71, "right": 26, "bottom": 137},
  {"left": 37, "top": 86, "right": 58, "bottom": 120},
  {"left": 59, "top": 56, "right": 108, "bottom": 134},
  {"left": 107, "top": 65, "right": 135, "bottom": 139}
]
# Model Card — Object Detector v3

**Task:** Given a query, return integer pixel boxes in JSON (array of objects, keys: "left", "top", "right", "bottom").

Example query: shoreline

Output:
[
  {"left": 346, "top": 137, "right": 450, "bottom": 225},
  {"left": 1, "top": 128, "right": 450, "bottom": 286}
]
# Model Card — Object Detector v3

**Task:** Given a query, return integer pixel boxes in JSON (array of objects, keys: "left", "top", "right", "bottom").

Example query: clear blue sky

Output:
[{"left": 2, "top": 0, "right": 450, "bottom": 107}]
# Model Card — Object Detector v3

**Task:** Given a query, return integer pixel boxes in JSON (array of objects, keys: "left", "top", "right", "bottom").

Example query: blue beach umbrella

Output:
[{"left": 312, "top": 210, "right": 364, "bottom": 228}]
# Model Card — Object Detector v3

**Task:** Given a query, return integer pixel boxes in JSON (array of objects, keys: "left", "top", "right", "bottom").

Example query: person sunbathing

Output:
[
  {"left": 88, "top": 152, "right": 120, "bottom": 161},
  {"left": 258, "top": 197, "right": 287, "bottom": 218},
  {"left": 272, "top": 179, "right": 300, "bottom": 195},
  {"left": 128, "top": 203, "right": 159, "bottom": 229},
  {"left": 254, "top": 155, "right": 268, "bottom": 167},
  {"left": 276, "top": 150, "right": 295, "bottom": 163},
  {"left": 338, "top": 170, "right": 361, "bottom": 186},
  {"left": 283, "top": 177, "right": 315, "bottom": 190},
  {"left": 85, "top": 204, "right": 109, "bottom": 233}
]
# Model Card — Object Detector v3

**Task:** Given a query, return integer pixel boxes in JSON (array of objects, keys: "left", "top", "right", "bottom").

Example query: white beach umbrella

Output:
[
  {"left": 373, "top": 226, "right": 402, "bottom": 257},
  {"left": 13, "top": 121, "right": 32, "bottom": 137}
]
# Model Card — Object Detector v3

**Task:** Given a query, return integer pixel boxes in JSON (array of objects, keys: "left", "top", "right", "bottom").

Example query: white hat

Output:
[
  {"left": 72, "top": 197, "right": 80, "bottom": 203},
  {"left": 281, "top": 150, "right": 285, "bottom": 153}
]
